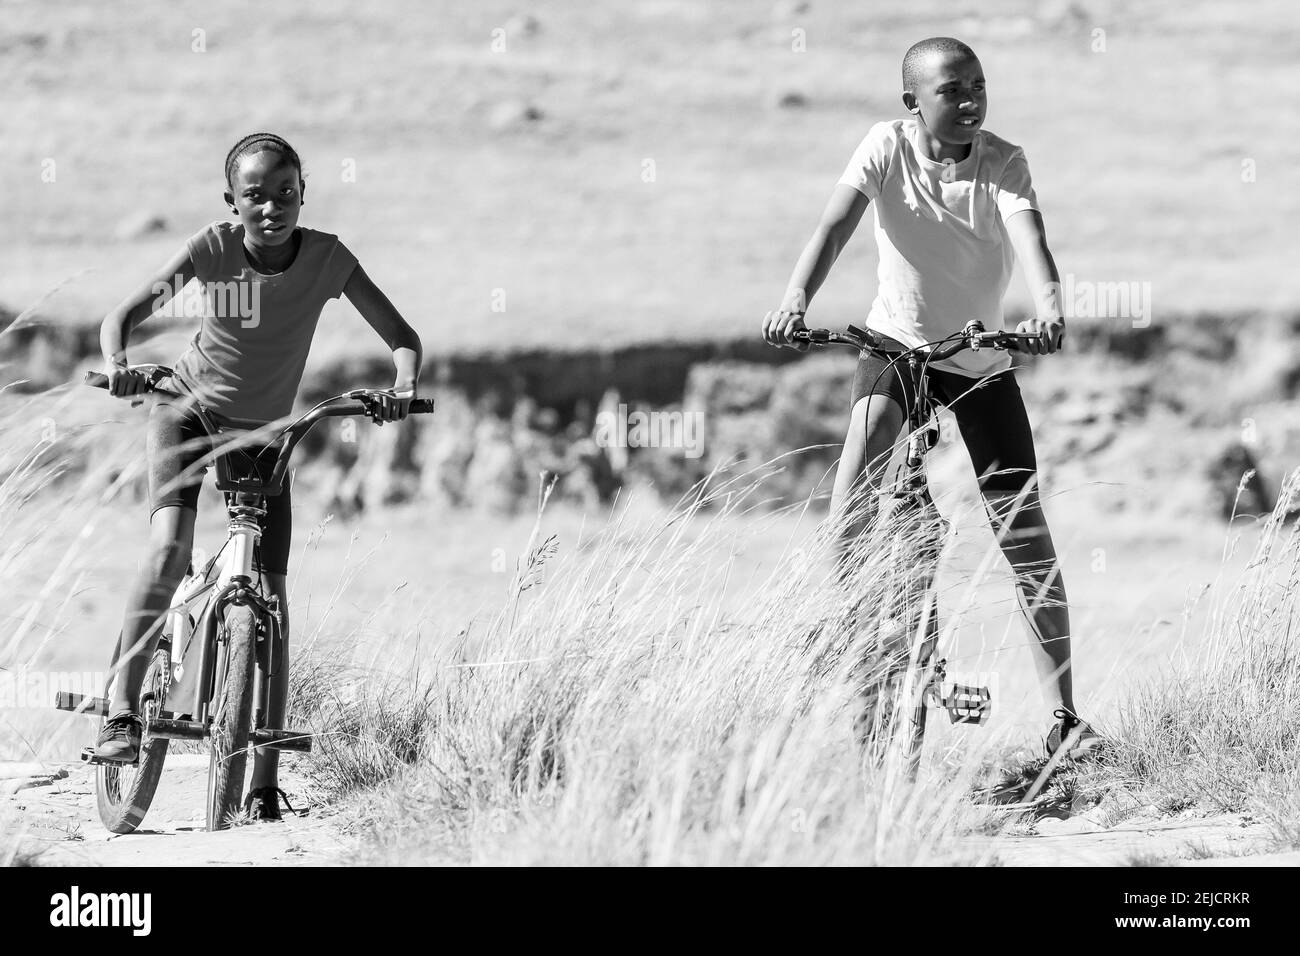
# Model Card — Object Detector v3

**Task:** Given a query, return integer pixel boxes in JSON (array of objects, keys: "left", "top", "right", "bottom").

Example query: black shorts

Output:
[
  {"left": 146, "top": 398, "right": 292, "bottom": 575},
  {"left": 849, "top": 348, "right": 1038, "bottom": 496}
]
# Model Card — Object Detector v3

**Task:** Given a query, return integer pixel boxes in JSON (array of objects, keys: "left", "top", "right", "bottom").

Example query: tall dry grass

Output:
[
  {"left": 293, "top": 467, "right": 1013, "bottom": 865},
  {"left": 0, "top": 381, "right": 144, "bottom": 711},
  {"left": 295, "top": 464, "right": 1300, "bottom": 864},
  {"left": 1068, "top": 471, "right": 1300, "bottom": 841},
  {"left": 7, "top": 372, "right": 1300, "bottom": 865}
]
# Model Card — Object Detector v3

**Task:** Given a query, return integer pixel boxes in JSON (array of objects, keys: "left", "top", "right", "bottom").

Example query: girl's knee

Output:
[{"left": 143, "top": 538, "right": 191, "bottom": 584}]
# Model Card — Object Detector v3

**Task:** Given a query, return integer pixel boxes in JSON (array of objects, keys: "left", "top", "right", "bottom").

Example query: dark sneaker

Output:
[
  {"left": 94, "top": 713, "right": 143, "bottom": 763},
  {"left": 1045, "top": 708, "right": 1102, "bottom": 760},
  {"left": 243, "top": 786, "right": 302, "bottom": 822}
]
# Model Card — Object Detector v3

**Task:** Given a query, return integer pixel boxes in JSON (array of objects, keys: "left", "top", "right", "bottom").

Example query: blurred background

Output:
[{"left": 3, "top": 0, "right": 1299, "bottom": 759}]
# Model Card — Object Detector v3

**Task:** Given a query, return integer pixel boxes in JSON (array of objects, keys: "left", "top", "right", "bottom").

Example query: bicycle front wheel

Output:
[
  {"left": 855, "top": 497, "right": 944, "bottom": 775},
  {"left": 96, "top": 641, "right": 171, "bottom": 834},
  {"left": 206, "top": 604, "right": 258, "bottom": 830},
  {"left": 901, "top": 590, "right": 940, "bottom": 780}
]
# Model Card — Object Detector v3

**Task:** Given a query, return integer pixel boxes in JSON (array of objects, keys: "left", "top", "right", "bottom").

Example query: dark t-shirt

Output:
[{"left": 171, "top": 221, "right": 358, "bottom": 423}]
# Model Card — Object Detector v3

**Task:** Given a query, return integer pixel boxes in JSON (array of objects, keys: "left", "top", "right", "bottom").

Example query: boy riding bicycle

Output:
[{"left": 763, "top": 37, "right": 1098, "bottom": 759}]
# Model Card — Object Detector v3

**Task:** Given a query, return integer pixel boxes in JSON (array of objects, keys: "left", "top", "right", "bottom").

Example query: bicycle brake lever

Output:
[{"left": 845, "top": 324, "right": 881, "bottom": 350}]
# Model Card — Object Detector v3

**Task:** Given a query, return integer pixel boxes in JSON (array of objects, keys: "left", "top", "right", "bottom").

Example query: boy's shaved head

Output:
[{"left": 902, "top": 37, "right": 978, "bottom": 90}]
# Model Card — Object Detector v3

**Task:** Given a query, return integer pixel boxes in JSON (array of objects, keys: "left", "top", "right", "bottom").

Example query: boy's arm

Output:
[
  {"left": 763, "top": 184, "right": 870, "bottom": 349},
  {"left": 99, "top": 246, "right": 198, "bottom": 397},
  {"left": 1005, "top": 210, "right": 1065, "bottom": 355},
  {"left": 342, "top": 265, "right": 423, "bottom": 421}
]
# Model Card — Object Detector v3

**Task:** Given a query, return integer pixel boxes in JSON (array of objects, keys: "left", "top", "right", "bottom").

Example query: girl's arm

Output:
[
  {"left": 763, "top": 184, "right": 871, "bottom": 349},
  {"left": 1005, "top": 210, "right": 1065, "bottom": 355},
  {"left": 342, "top": 265, "right": 423, "bottom": 421},
  {"left": 99, "top": 246, "right": 197, "bottom": 397}
]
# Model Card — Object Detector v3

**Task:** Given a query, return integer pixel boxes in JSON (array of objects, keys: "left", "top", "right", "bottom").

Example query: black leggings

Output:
[
  {"left": 146, "top": 399, "right": 292, "bottom": 575},
  {"left": 849, "top": 351, "right": 1038, "bottom": 497}
]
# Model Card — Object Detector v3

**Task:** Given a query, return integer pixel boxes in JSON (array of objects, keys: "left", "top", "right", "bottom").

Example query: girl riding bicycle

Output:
[{"left": 93, "top": 132, "right": 423, "bottom": 819}]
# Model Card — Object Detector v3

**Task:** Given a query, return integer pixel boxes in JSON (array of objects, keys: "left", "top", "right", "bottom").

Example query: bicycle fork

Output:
[{"left": 214, "top": 510, "right": 287, "bottom": 738}]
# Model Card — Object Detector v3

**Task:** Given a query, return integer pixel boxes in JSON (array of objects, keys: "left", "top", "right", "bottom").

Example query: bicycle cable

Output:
[{"left": 858, "top": 329, "right": 967, "bottom": 454}]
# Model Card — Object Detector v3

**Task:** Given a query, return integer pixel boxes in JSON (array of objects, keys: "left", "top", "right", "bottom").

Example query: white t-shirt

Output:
[{"left": 837, "top": 119, "right": 1038, "bottom": 377}]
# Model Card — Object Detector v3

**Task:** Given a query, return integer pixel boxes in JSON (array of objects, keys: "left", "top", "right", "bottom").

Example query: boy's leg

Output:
[
  {"left": 983, "top": 489, "right": 1075, "bottom": 716},
  {"left": 941, "top": 369, "right": 1077, "bottom": 717},
  {"left": 830, "top": 397, "right": 905, "bottom": 530},
  {"left": 834, "top": 358, "right": 913, "bottom": 748},
  {"left": 830, "top": 351, "right": 912, "bottom": 565},
  {"left": 108, "top": 506, "right": 197, "bottom": 715}
]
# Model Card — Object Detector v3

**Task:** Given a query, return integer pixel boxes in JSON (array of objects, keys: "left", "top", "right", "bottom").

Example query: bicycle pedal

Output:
[
  {"left": 79, "top": 746, "right": 137, "bottom": 767},
  {"left": 55, "top": 691, "right": 111, "bottom": 718},
  {"left": 943, "top": 683, "right": 992, "bottom": 725}
]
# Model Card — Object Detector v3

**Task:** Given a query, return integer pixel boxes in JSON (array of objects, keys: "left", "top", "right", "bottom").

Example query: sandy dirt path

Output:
[
  {"left": 2, "top": 757, "right": 350, "bottom": 866},
  {"left": 964, "top": 813, "right": 1291, "bottom": 867},
  {"left": 7, "top": 756, "right": 1295, "bottom": 867}
]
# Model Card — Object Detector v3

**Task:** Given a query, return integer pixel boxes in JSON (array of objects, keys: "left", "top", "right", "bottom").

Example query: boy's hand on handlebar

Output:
[
  {"left": 1015, "top": 316, "right": 1066, "bottom": 355},
  {"left": 104, "top": 362, "right": 150, "bottom": 398},
  {"left": 762, "top": 309, "right": 810, "bottom": 351}
]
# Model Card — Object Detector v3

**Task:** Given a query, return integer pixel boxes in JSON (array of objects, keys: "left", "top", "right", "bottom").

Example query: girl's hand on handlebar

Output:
[
  {"left": 104, "top": 362, "right": 150, "bottom": 398},
  {"left": 1015, "top": 316, "right": 1066, "bottom": 355},
  {"left": 762, "top": 309, "right": 810, "bottom": 351},
  {"left": 370, "top": 387, "right": 414, "bottom": 423}
]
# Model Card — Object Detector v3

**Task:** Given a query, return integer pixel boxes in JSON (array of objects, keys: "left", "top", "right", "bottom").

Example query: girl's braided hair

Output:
[{"left": 224, "top": 132, "right": 303, "bottom": 188}]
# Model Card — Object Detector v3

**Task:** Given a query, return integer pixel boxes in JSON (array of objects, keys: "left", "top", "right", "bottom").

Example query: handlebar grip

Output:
[
  {"left": 1002, "top": 333, "right": 1048, "bottom": 352},
  {"left": 84, "top": 371, "right": 109, "bottom": 389},
  {"left": 410, "top": 399, "right": 435, "bottom": 414}
]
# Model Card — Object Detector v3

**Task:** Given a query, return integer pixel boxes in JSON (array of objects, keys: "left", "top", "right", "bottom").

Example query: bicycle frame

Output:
[
  {"left": 56, "top": 365, "right": 435, "bottom": 830},
  {"left": 792, "top": 323, "right": 1027, "bottom": 772},
  {"left": 63, "top": 366, "right": 432, "bottom": 749},
  {"left": 163, "top": 496, "right": 279, "bottom": 729}
]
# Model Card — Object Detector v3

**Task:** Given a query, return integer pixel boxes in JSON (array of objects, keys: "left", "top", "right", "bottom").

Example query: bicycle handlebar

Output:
[
  {"left": 84, "top": 369, "right": 434, "bottom": 415},
  {"left": 791, "top": 321, "right": 1041, "bottom": 360},
  {"left": 84, "top": 366, "right": 434, "bottom": 496}
]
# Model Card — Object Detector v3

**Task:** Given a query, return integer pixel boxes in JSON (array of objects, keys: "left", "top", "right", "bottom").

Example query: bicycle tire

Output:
[
  {"left": 853, "top": 534, "right": 909, "bottom": 748},
  {"left": 898, "top": 500, "right": 944, "bottom": 779},
  {"left": 901, "top": 590, "right": 940, "bottom": 780},
  {"left": 854, "top": 496, "right": 944, "bottom": 777},
  {"left": 96, "top": 642, "right": 171, "bottom": 834},
  {"left": 206, "top": 603, "right": 258, "bottom": 830}
]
